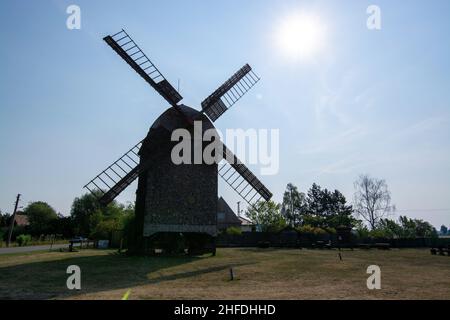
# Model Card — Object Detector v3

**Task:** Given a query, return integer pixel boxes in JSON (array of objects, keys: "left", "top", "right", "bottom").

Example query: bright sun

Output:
[{"left": 276, "top": 13, "right": 327, "bottom": 61}]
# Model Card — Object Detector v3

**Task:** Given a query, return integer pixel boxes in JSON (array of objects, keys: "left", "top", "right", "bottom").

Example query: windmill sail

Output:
[
  {"left": 85, "top": 139, "right": 273, "bottom": 207},
  {"left": 104, "top": 29, "right": 182, "bottom": 106},
  {"left": 84, "top": 140, "right": 143, "bottom": 206},
  {"left": 219, "top": 145, "right": 272, "bottom": 205},
  {"left": 201, "top": 64, "right": 260, "bottom": 122}
]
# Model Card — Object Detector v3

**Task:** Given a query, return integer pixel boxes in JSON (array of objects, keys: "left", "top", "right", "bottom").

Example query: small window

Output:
[{"left": 218, "top": 212, "right": 225, "bottom": 221}]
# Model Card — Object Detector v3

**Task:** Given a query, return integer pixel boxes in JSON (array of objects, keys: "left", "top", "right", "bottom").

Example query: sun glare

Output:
[{"left": 276, "top": 13, "right": 327, "bottom": 61}]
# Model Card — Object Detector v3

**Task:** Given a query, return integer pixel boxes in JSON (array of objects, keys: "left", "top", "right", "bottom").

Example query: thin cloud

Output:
[{"left": 298, "top": 125, "right": 367, "bottom": 155}]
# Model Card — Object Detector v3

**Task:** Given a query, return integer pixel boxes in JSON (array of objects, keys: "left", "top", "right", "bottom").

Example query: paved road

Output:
[{"left": 0, "top": 244, "right": 70, "bottom": 255}]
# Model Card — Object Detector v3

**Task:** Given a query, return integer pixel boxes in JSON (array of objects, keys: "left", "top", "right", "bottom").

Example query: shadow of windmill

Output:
[{"left": 0, "top": 252, "right": 252, "bottom": 300}]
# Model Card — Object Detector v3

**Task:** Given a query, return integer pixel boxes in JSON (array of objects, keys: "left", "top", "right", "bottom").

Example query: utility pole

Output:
[
  {"left": 237, "top": 201, "right": 241, "bottom": 218},
  {"left": 6, "top": 194, "right": 21, "bottom": 247}
]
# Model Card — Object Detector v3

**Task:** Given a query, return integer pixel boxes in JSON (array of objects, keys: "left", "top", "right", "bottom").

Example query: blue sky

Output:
[{"left": 0, "top": 0, "right": 449, "bottom": 227}]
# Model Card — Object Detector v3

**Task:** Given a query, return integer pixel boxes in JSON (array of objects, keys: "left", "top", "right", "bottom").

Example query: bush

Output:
[
  {"left": 354, "top": 226, "right": 370, "bottom": 239},
  {"left": 368, "top": 228, "right": 388, "bottom": 239},
  {"left": 296, "top": 225, "right": 328, "bottom": 235},
  {"left": 324, "top": 227, "right": 337, "bottom": 234},
  {"left": 225, "top": 227, "right": 242, "bottom": 235},
  {"left": 16, "top": 234, "right": 32, "bottom": 247}
]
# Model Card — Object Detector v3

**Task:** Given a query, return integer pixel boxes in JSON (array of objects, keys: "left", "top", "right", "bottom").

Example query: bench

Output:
[
  {"left": 430, "top": 247, "right": 450, "bottom": 256},
  {"left": 68, "top": 239, "right": 93, "bottom": 252},
  {"left": 312, "top": 241, "right": 333, "bottom": 250}
]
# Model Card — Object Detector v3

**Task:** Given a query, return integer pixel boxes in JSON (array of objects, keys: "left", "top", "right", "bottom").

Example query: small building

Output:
[
  {"left": 14, "top": 213, "right": 29, "bottom": 227},
  {"left": 217, "top": 197, "right": 241, "bottom": 231},
  {"left": 238, "top": 215, "right": 255, "bottom": 232}
]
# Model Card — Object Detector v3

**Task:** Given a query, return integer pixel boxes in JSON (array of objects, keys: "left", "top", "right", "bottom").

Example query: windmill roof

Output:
[{"left": 150, "top": 104, "right": 215, "bottom": 133}]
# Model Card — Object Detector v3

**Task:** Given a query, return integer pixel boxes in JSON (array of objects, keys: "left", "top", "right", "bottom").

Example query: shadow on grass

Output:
[
  {"left": 0, "top": 251, "right": 216, "bottom": 300},
  {"left": 234, "top": 247, "right": 292, "bottom": 253},
  {"left": 147, "top": 262, "right": 251, "bottom": 284}
]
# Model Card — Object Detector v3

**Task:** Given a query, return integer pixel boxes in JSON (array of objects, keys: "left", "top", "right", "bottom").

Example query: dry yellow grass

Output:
[{"left": 0, "top": 248, "right": 449, "bottom": 300}]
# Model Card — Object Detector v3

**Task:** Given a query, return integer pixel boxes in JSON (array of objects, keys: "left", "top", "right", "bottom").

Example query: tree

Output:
[
  {"left": 409, "top": 218, "right": 438, "bottom": 238},
  {"left": 327, "top": 189, "right": 355, "bottom": 228},
  {"left": 304, "top": 183, "right": 355, "bottom": 229},
  {"left": 52, "top": 215, "right": 74, "bottom": 238},
  {"left": 353, "top": 174, "right": 394, "bottom": 230},
  {"left": 246, "top": 201, "right": 286, "bottom": 232},
  {"left": 70, "top": 191, "right": 134, "bottom": 238},
  {"left": 70, "top": 192, "right": 102, "bottom": 236},
  {"left": 0, "top": 210, "right": 11, "bottom": 228},
  {"left": 440, "top": 225, "right": 448, "bottom": 236},
  {"left": 377, "top": 218, "right": 403, "bottom": 238},
  {"left": 281, "top": 183, "right": 307, "bottom": 227},
  {"left": 91, "top": 219, "right": 121, "bottom": 239},
  {"left": 23, "top": 201, "right": 58, "bottom": 236},
  {"left": 374, "top": 216, "right": 438, "bottom": 239}
]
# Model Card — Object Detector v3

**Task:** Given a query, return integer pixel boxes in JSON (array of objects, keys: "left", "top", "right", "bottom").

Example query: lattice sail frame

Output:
[
  {"left": 220, "top": 146, "right": 272, "bottom": 205},
  {"left": 104, "top": 29, "right": 182, "bottom": 106},
  {"left": 201, "top": 64, "right": 260, "bottom": 122},
  {"left": 83, "top": 141, "right": 143, "bottom": 205}
]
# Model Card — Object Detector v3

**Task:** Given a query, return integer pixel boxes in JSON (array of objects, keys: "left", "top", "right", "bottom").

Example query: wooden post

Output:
[
  {"left": 119, "top": 238, "right": 123, "bottom": 253},
  {"left": 49, "top": 234, "right": 55, "bottom": 252}
]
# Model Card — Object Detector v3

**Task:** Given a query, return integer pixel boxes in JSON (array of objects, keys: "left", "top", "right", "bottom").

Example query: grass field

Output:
[{"left": 0, "top": 248, "right": 449, "bottom": 300}]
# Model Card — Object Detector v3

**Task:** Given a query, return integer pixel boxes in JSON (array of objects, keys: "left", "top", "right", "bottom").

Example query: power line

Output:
[{"left": 395, "top": 208, "right": 450, "bottom": 212}]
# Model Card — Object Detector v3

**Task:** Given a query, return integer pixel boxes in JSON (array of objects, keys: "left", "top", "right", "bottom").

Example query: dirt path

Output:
[{"left": 0, "top": 244, "right": 70, "bottom": 255}]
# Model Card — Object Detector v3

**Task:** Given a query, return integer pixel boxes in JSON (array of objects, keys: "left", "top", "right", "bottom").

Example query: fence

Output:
[
  {"left": 109, "top": 230, "right": 450, "bottom": 249},
  {"left": 216, "top": 232, "right": 450, "bottom": 248}
]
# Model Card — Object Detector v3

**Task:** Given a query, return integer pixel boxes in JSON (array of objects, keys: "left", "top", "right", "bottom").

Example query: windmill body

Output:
[
  {"left": 84, "top": 29, "right": 273, "bottom": 254},
  {"left": 137, "top": 105, "right": 218, "bottom": 240}
]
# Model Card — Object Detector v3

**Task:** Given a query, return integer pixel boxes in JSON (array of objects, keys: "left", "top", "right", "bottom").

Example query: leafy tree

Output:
[
  {"left": 377, "top": 218, "right": 404, "bottom": 238},
  {"left": 246, "top": 201, "right": 286, "bottom": 232},
  {"left": 327, "top": 189, "right": 355, "bottom": 228},
  {"left": 91, "top": 219, "right": 121, "bottom": 239},
  {"left": 372, "top": 216, "right": 438, "bottom": 239},
  {"left": 440, "top": 225, "right": 448, "bottom": 236},
  {"left": 281, "top": 183, "right": 307, "bottom": 227},
  {"left": 408, "top": 218, "right": 438, "bottom": 238},
  {"left": 0, "top": 210, "right": 11, "bottom": 228},
  {"left": 90, "top": 202, "right": 135, "bottom": 239},
  {"left": 353, "top": 174, "right": 394, "bottom": 229},
  {"left": 70, "top": 191, "right": 127, "bottom": 237},
  {"left": 354, "top": 221, "right": 370, "bottom": 238},
  {"left": 120, "top": 202, "right": 135, "bottom": 233},
  {"left": 23, "top": 201, "right": 58, "bottom": 236},
  {"left": 52, "top": 215, "right": 74, "bottom": 238},
  {"left": 70, "top": 191, "right": 103, "bottom": 236},
  {"left": 304, "top": 183, "right": 355, "bottom": 229}
]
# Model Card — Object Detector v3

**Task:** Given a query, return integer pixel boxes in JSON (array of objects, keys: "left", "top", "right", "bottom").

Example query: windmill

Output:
[{"left": 84, "top": 29, "right": 272, "bottom": 254}]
